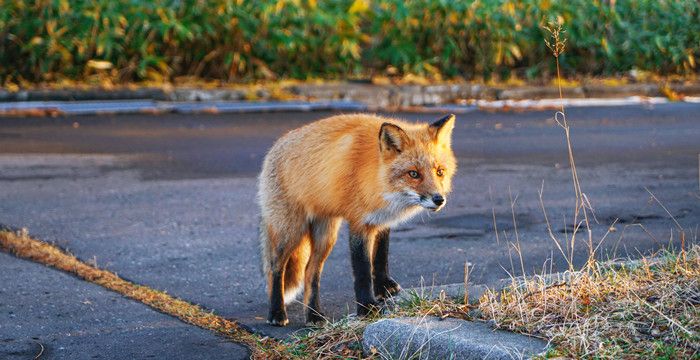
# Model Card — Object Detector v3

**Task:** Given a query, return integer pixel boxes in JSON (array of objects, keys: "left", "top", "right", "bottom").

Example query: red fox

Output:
[{"left": 258, "top": 113, "right": 456, "bottom": 326}]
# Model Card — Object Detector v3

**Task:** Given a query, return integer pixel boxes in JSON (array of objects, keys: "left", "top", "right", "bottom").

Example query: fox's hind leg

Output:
[
  {"left": 372, "top": 228, "right": 402, "bottom": 301},
  {"left": 303, "top": 217, "right": 341, "bottom": 325},
  {"left": 263, "top": 212, "right": 309, "bottom": 327}
]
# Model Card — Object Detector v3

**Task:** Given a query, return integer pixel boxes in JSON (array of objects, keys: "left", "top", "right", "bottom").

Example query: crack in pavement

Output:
[{"left": 0, "top": 228, "right": 288, "bottom": 360}]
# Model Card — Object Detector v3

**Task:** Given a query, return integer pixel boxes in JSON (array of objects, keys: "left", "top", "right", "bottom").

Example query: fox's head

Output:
[{"left": 378, "top": 114, "right": 457, "bottom": 213}]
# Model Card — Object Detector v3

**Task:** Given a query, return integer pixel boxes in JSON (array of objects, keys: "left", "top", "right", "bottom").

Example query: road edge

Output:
[{"left": 1, "top": 82, "right": 700, "bottom": 116}]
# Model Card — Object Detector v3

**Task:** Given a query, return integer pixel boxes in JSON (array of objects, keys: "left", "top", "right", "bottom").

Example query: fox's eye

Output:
[
  {"left": 436, "top": 168, "right": 444, "bottom": 177},
  {"left": 408, "top": 170, "right": 420, "bottom": 179}
]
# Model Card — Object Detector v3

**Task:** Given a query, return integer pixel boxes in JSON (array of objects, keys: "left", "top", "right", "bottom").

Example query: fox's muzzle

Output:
[{"left": 420, "top": 193, "right": 446, "bottom": 211}]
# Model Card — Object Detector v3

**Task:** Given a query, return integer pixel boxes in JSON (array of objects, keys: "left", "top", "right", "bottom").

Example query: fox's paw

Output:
[
  {"left": 374, "top": 277, "right": 402, "bottom": 301},
  {"left": 267, "top": 310, "right": 289, "bottom": 327},
  {"left": 356, "top": 300, "right": 380, "bottom": 317},
  {"left": 305, "top": 310, "right": 328, "bottom": 326}
]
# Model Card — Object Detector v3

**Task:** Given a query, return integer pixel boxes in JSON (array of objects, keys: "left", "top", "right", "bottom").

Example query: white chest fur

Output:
[{"left": 363, "top": 192, "right": 423, "bottom": 227}]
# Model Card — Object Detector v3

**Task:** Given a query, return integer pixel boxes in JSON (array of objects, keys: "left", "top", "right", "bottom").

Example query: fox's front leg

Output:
[
  {"left": 372, "top": 228, "right": 402, "bottom": 300},
  {"left": 349, "top": 228, "right": 379, "bottom": 316}
]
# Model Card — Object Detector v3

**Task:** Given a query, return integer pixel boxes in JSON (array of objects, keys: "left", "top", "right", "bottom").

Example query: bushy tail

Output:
[
  {"left": 282, "top": 236, "right": 311, "bottom": 304},
  {"left": 261, "top": 224, "right": 311, "bottom": 305}
]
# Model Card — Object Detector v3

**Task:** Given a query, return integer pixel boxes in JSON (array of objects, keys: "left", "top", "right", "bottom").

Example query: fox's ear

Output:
[
  {"left": 379, "top": 122, "right": 408, "bottom": 153},
  {"left": 429, "top": 114, "right": 455, "bottom": 145}
]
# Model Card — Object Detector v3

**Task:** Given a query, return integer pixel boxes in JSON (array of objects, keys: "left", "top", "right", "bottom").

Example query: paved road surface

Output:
[
  {"left": 0, "top": 104, "right": 698, "bottom": 350},
  {"left": 0, "top": 252, "right": 249, "bottom": 359}
]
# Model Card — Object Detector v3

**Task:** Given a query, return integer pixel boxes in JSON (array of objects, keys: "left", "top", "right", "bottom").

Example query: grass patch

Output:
[
  {"left": 479, "top": 248, "right": 700, "bottom": 358},
  {"left": 0, "top": 228, "right": 290, "bottom": 359},
  {"left": 281, "top": 246, "right": 699, "bottom": 359},
  {"left": 290, "top": 316, "right": 371, "bottom": 359}
]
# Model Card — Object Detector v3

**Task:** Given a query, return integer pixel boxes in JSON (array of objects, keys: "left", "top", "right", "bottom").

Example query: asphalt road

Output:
[
  {"left": 0, "top": 252, "right": 249, "bottom": 359},
  {"left": 0, "top": 104, "right": 698, "bottom": 351}
]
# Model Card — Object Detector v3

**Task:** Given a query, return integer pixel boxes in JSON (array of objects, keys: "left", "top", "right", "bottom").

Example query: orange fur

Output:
[{"left": 258, "top": 113, "right": 456, "bottom": 315}]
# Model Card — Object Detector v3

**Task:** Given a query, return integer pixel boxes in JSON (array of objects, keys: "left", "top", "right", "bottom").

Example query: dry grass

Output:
[
  {"left": 479, "top": 247, "right": 700, "bottom": 358},
  {"left": 287, "top": 246, "right": 699, "bottom": 359},
  {"left": 0, "top": 228, "right": 291, "bottom": 360},
  {"left": 290, "top": 316, "right": 371, "bottom": 359}
]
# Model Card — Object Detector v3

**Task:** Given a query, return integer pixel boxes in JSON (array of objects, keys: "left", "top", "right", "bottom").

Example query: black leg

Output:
[
  {"left": 305, "top": 271, "right": 325, "bottom": 324},
  {"left": 349, "top": 230, "right": 377, "bottom": 316},
  {"left": 372, "top": 228, "right": 401, "bottom": 300},
  {"left": 267, "top": 270, "right": 288, "bottom": 326},
  {"left": 373, "top": 228, "right": 391, "bottom": 279}
]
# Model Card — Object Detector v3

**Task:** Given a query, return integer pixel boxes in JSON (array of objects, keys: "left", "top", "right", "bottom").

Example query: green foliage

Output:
[{"left": 1, "top": 0, "right": 698, "bottom": 83}]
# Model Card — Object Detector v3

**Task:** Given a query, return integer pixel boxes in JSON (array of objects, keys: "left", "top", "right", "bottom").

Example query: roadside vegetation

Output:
[
  {"left": 2, "top": 0, "right": 699, "bottom": 86},
  {"left": 481, "top": 247, "right": 700, "bottom": 358},
  {"left": 287, "top": 245, "right": 700, "bottom": 359}
]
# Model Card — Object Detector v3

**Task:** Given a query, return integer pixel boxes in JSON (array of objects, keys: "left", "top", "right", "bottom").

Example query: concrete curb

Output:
[
  {"left": 0, "top": 99, "right": 367, "bottom": 116},
  {"left": 286, "top": 82, "right": 700, "bottom": 106},
  {"left": 0, "top": 88, "right": 169, "bottom": 102},
  {"left": 2, "top": 81, "right": 700, "bottom": 108},
  {"left": 363, "top": 317, "right": 548, "bottom": 360},
  {"left": 2, "top": 95, "right": 699, "bottom": 117},
  {"left": 2, "top": 81, "right": 700, "bottom": 116}
]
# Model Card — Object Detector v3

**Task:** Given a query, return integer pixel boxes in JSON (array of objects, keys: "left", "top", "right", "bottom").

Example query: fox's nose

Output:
[{"left": 432, "top": 194, "right": 445, "bottom": 207}]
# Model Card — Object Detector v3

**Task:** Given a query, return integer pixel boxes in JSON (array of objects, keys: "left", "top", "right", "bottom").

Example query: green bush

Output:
[{"left": 0, "top": 0, "right": 698, "bottom": 84}]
